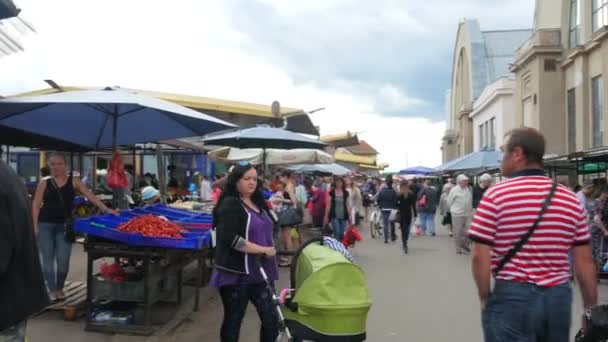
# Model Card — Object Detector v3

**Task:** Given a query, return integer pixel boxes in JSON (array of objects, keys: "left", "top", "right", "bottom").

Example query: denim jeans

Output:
[
  {"left": 0, "top": 320, "right": 26, "bottom": 342},
  {"left": 420, "top": 212, "right": 435, "bottom": 235},
  {"left": 332, "top": 218, "right": 348, "bottom": 241},
  {"left": 482, "top": 280, "right": 572, "bottom": 342},
  {"left": 38, "top": 222, "right": 72, "bottom": 292},
  {"left": 381, "top": 210, "right": 395, "bottom": 242},
  {"left": 219, "top": 283, "right": 278, "bottom": 342}
]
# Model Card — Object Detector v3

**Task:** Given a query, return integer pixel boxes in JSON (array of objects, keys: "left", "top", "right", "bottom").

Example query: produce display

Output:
[{"left": 117, "top": 215, "right": 186, "bottom": 238}]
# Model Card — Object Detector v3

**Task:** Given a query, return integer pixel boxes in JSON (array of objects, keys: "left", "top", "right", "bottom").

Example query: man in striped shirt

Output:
[{"left": 469, "top": 128, "right": 598, "bottom": 342}]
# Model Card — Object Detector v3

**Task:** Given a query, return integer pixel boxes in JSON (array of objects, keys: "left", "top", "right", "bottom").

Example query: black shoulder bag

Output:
[
  {"left": 50, "top": 178, "right": 76, "bottom": 243},
  {"left": 494, "top": 181, "right": 558, "bottom": 277}
]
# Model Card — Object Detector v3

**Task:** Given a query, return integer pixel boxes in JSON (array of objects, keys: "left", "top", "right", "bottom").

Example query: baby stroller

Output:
[
  {"left": 575, "top": 305, "right": 608, "bottom": 342},
  {"left": 259, "top": 237, "right": 371, "bottom": 341}
]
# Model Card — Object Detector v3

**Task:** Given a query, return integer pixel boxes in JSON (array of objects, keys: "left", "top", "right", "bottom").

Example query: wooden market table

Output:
[{"left": 83, "top": 237, "right": 209, "bottom": 335}]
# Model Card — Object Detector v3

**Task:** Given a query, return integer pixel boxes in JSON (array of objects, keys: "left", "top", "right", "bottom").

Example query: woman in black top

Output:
[
  {"left": 32, "top": 154, "right": 118, "bottom": 301},
  {"left": 397, "top": 182, "right": 417, "bottom": 254}
]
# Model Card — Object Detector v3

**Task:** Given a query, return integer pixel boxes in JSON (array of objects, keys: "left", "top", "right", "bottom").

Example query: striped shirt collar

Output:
[{"left": 510, "top": 168, "right": 545, "bottom": 178}]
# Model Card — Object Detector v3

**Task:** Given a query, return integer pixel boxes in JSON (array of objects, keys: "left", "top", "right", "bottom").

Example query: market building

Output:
[
  {"left": 510, "top": 0, "right": 608, "bottom": 156},
  {"left": 442, "top": 19, "right": 532, "bottom": 163}
]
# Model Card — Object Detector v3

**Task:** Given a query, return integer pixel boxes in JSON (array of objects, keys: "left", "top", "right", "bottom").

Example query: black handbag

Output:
[
  {"left": 278, "top": 205, "right": 303, "bottom": 227},
  {"left": 494, "top": 181, "right": 557, "bottom": 277},
  {"left": 50, "top": 179, "right": 76, "bottom": 243}
]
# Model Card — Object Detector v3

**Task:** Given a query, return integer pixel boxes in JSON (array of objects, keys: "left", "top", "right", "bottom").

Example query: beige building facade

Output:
[{"left": 511, "top": 0, "right": 608, "bottom": 155}]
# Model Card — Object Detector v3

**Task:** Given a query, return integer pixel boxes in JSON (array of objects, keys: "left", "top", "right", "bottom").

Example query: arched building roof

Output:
[{"left": 450, "top": 19, "right": 532, "bottom": 125}]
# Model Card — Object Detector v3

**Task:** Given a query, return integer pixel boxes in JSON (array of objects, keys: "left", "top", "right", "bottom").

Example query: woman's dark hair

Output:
[
  {"left": 213, "top": 164, "right": 270, "bottom": 224},
  {"left": 332, "top": 176, "right": 345, "bottom": 190},
  {"left": 138, "top": 180, "right": 149, "bottom": 188},
  {"left": 385, "top": 175, "right": 393, "bottom": 188}
]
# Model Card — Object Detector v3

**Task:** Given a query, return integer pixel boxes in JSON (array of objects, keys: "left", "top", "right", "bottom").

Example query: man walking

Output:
[
  {"left": 0, "top": 160, "right": 49, "bottom": 341},
  {"left": 448, "top": 174, "right": 473, "bottom": 254},
  {"left": 472, "top": 173, "right": 492, "bottom": 209},
  {"left": 417, "top": 180, "right": 438, "bottom": 236},
  {"left": 469, "top": 128, "right": 597, "bottom": 342}
]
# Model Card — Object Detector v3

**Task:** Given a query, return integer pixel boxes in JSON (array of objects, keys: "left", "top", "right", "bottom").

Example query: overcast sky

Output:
[{"left": 0, "top": 0, "right": 534, "bottom": 170}]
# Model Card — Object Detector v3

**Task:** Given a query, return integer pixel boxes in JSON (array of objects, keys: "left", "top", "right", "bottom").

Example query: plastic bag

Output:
[{"left": 107, "top": 151, "right": 128, "bottom": 188}]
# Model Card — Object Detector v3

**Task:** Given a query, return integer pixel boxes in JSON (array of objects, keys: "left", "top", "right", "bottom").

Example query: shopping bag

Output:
[
  {"left": 107, "top": 151, "right": 128, "bottom": 188},
  {"left": 413, "top": 216, "right": 422, "bottom": 236}
]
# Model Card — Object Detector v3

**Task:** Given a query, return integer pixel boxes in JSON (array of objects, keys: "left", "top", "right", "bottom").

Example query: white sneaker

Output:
[{"left": 48, "top": 292, "right": 57, "bottom": 302}]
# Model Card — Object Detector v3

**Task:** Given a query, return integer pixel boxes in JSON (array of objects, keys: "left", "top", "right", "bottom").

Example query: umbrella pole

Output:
[{"left": 156, "top": 144, "right": 167, "bottom": 204}]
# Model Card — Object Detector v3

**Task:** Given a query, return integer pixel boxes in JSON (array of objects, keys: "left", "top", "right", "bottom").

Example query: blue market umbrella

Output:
[
  {"left": 399, "top": 166, "right": 435, "bottom": 175},
  {"left": 202, "top": 125, "right": 326, "bottom": 150},
  {"left": 288, "top": 163, "right": 351, "bottom": 176},
  {"left": 435, "top": 149, "right": 503, "bottom": 173},
  {"left": 0, "top": 88, "right": 235, "bottom": 149}
]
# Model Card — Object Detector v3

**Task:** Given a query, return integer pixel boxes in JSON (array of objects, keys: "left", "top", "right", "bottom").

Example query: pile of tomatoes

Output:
[{"left": 117, "top": 215, "right": 187, "bottom": 238}]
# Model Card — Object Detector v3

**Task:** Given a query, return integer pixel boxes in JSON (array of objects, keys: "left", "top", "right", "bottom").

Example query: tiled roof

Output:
[{"left": 345, "top": 140, "right": 378, "bottom": 156}]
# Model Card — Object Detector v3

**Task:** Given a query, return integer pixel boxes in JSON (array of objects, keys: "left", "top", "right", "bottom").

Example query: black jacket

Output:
[
  {"left": 397, "top": 192, "right": 417, "bottom": 222},
  {"left": 0, "top": 161, "right": 49, "bottom": 330},
  {"left": 377, "top": 187, "right": 398, "bottom": 210},
  {"left": 472, "top": 185, "right": 487, "bottom": 209},
  {"left": 214, "top": 196, "right": 274, "bottom": 274}
]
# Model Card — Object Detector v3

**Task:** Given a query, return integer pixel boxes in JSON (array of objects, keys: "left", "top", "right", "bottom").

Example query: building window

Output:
[
  {"left": 593, "top": 0, "right": 608, "bottom": 32},
  {"left": 592, "top": 76, "right": 605, "bottom": 148},
  {"left": 478, "top": 118, "right": 496, "bottom": 150},
  {"left": 479, "top": 124, "right": 484, "bottom": 150},
  {"left": 570, "top": 0, "right": 581, "bottom": 48},
  {"left": 489, "top": 117, "right": 496, "bottom": 150},
  {"left": 568, "top": 88, "right": 576, "bottom": 152}
]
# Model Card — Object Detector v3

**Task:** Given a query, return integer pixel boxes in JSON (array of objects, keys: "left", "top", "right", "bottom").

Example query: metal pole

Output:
[{"left": 156, "top": 144, "right": 167, "bottom": 204}]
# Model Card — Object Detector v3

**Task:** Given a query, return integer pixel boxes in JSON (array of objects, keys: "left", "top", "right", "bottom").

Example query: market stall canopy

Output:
[
  {"left": 201, "top": 126, "right": 326, "bottom": 150},
  {"left": 0, "top": 88, "right": 235, "bottom": 149},
  {"left": 399, "top": 166, "right": 435, "bottom": 175},
  {"left": 287, "top": 163, "right": 351, "bottom": 176},
  {"left": 208, "top": 147, "right": 333, "bottom": 165},
  {"left": 0, "top": 125, "right": 90, "bottom": 151},
  {"left": 13, "top": 86, "right": 319, "bottom": 135},
  {"left": 435, "top": 149, "right": 502, "bottom": 173}
]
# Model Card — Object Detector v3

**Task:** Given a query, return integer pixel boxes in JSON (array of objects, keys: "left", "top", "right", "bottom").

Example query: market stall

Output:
[{"left": 75, "top": 204, "right": 213, "bottom": 335}]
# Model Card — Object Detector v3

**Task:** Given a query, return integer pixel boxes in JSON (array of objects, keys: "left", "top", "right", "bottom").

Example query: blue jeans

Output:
[
  {"left": 420, "top": 212, "right": 435, "bottom": 235},
  {"left": 332, "top": 218, "right": 348, "bottom": 241},
  {"left": 381, "top": 210, "right": 395, "bottom": 242},
  {"left": 482, "top": 280, "right": 572, "bottom": 342},
  {"left": 38, "top": 222, "right": 72, "bottom": 292}
]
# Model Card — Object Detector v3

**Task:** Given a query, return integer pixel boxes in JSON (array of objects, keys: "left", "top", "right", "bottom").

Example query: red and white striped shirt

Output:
[{"left": 469, "top": 174, "right": 590, "bottom": 287}]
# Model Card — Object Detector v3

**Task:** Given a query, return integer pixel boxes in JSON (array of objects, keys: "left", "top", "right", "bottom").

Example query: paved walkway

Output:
[{"left": 28, "top": 227, "right": 605, "bottom": 341}]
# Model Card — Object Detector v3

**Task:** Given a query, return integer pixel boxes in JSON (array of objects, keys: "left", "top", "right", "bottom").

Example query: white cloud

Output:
[{"left": 0, "top": 0, "right": 533, "bottom": 171}]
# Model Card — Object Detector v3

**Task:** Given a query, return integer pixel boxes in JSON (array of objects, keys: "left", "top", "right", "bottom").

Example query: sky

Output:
[{"left": 0, "top": 0, "right": 534, "bottom": 170}]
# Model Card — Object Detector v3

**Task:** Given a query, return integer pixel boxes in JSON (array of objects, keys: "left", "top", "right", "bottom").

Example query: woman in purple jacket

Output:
[{"left": 211, "top": 163, "right": 279, "bottom": 342}]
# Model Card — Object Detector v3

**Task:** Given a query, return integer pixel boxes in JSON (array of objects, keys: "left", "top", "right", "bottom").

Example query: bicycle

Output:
[{"left": 369, "top": 204, "right": 383, "bottom": 239}]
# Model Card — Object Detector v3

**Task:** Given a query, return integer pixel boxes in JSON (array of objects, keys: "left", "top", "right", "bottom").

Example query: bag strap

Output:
[
  {"left": 494, "top": 181, "right": 558, "bottom": 277},
  {"left": 49, "top": 178, "right": 71, "bottom": 218}
]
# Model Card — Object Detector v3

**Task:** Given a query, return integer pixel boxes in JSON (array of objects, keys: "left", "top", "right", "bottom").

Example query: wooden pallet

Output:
[{"left": 38, "top": 281, "right": 87, "bottom": 321}]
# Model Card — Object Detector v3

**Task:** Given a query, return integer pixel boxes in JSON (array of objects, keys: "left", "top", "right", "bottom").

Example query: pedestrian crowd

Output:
[{"left": 1, "top": 128, "right": 606, "bottom": 342}]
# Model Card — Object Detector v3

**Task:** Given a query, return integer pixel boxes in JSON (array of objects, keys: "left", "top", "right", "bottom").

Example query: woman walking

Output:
[
  {"left": 324, "top": 177, "right": 352, "bottom": 241},
  {"left": 211, "top": 163, "right": 279, "bottom": 342},
  {"left": 345, "top": 177, "right": 363, "bottom": 226},
  {"left": 32, "top": 154, "right": 118, "bottom": 301},
  {"left": 397, "top": 182, "right": 417, "bottom": 254},
  {"left": 589, "top": 188, "right": 608, "bottom": 270},
  {"left": 377, "top": 176, "right": 398, "bottom": 244}
]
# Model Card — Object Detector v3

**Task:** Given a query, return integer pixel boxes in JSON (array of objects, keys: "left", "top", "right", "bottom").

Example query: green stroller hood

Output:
[{"left": 284, "top": 242, "right": 372, "bottom": 337}]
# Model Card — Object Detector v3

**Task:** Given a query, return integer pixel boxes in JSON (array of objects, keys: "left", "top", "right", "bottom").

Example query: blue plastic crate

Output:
[{"left": 75, "top": 214, "right": 210, "bottom": 250}]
